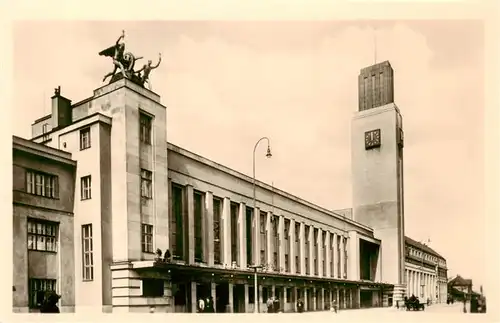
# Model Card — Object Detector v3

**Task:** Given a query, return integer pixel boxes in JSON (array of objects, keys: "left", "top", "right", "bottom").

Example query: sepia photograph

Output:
[{"left": 6, "top": 2, "right": 498, "bottom": 320}]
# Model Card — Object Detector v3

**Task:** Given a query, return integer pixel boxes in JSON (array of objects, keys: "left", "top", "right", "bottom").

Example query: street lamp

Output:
[
  {"left": 249, "top": 265, "right": 263, "bottom": 313},
  {"left": 251, "top": 137, "right": 271, "bottom": 314}
]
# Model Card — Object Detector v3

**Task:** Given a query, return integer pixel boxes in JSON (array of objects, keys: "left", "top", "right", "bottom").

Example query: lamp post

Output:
[
  {"left": 249, "top": 265, "right": 263, "bottom": 313},
  {"left": 251, "top": 137, "right": 271, "bottom": 314}
]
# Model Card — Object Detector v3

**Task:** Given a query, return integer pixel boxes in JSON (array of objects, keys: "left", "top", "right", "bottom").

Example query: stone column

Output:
[
  {"left": 320, "top": 288, "right": 325, "bottom": 310},
  {"left": 282, "top": 287, "right": 287, "bottom": 312},
  {"left": 205, "top": 191, "right": 214, "bottom": 266},
  {"left": 278, "top": 215, "right": 285, "bottom": 272},
  {"left": 253, "top": 207, "right": 261, "bottom": 266},
  {"left": 222, "top": 197, "right": 231, "bottom": 267},
  {"left": 266, "top": 212, "right": 273, "bottom": 267},
  {"left": 333, "top": 233, "right": 339, "bottom": 278},
  {"left": 211, "top": 282, "right": 217, "bottom": 313},
  {"left": 312, "top": 287, "right": 317, "bottom": 311},
  {"left": 244, "top": 284, "right": 249, "bottom": 313},
  {"left": 308, "top": 226, "right": 314, "bottom": 276},
  {"left": 339, "top": 235, "right": 345, "bottom": 279},
  {"left": 347, "top": 231, "right": 359, "bottom": 280},
  {"left": 300, "top": 222, "right": 306, "bottom": 275},
  {"left": 325, "top": 231, "right": 331, "bottom": 277},
  {"left": 304, "top": 288, "right": 308, "bottom": 311},
  {"left": 238, "top": 202, "right": 247, "bottom": 268},
  {"left": 186, "top": 185, "right": 195, "bottom": 264},
  {"left": 317, "top": 228, "right": 323, "bottom": 277},
  {"left": 290, "top": 219, "right": 296, "bottom": 274},
  {"left": 191, "top": 281, "right": 197, "bottom": 313},
  {"left": 228, "top": 283, "right": 234, "bottom": 313}
]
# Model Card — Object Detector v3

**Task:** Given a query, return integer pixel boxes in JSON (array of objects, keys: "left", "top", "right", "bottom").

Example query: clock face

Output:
[{"left": 365, "top": 129, "right": 381, "bottom": 149}]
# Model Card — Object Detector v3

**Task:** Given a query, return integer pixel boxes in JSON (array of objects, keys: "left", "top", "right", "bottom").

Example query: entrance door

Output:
[{"left": 216, "top": 283, "right": 229, "bottom": 313}]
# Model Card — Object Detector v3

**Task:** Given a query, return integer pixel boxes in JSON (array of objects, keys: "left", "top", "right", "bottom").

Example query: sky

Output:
[{"left": 12, "top": 20, "right": 486, "bottom": 290}]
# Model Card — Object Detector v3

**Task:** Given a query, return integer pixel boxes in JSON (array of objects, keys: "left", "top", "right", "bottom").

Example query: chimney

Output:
[{"left": 51, "top": 86, "right": 72, "bottom": 129}]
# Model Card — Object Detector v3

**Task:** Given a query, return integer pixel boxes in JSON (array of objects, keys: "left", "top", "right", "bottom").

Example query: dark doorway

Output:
[
  {"left": 233, "top": 284, "right": 245, "bottom": 313},
  {"left": 216, "top": 283, "right": 229, "bottom": 313},
  {"left": 173, "top": 283, "right": 188, "bottom": 312},
  {"left": 360, "top": 290, "right": 373, "bottom": 308}
]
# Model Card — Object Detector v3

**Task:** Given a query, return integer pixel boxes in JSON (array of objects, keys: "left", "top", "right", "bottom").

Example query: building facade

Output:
[
  {"left": 12, "top": 136, "right": 77, "bottom": 312},
  {"left": 18, "top": 60, "right": 448, "bottom": 313},
  {"left": 404, "top": 237, "right": 448, "bottom": 304}
]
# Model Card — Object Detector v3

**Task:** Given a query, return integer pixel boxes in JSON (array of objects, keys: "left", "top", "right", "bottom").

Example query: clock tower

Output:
[{"left": 351, "top": 61, "right": 406, "bottom": 306}]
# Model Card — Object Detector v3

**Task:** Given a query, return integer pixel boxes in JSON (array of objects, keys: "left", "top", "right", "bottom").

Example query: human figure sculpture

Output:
[
  {"left": 136, "top": 53, "right": 162, "bottom": 89},
  {"left": 102, "top": 30, "right": 127, "bottom": 82}
]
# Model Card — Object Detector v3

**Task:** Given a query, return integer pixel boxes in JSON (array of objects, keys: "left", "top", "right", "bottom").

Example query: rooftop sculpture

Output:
[{"left": 99, "top": 30, "right": 161, "bottom": 90}]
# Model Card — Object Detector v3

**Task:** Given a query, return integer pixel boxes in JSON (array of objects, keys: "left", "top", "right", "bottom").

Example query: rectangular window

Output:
[
  {"left": 230, "top": 202, "right": 239, "bottom": 265},
  {"left": 246, "top": 207, "right": 253, "bottom": 267},
  {"left": 194, "top": 191, "right": 204, "bottom": 262},
  {"left": 371, "top": 74, "right": 376, "bottom": 106},
  {"left": 139, "top": 112, "right": 153, "bottom": 145},
  {"left": 260, "top": 212, "right": 267, "bottom": 264},
  {"left": 80, "top": 127, "right": 91, "bottom": 150},
  {"left": 82, "top": 224, "right": 94, "bottom": 281},
  {"left": 27, "top": 219, "right": 58, "bottom": 252},
  {"left": 81, "top": 175, "right": 91, "bottom": 200},
  {"left": 28, "top": 278, "right": 56, "bottom": 308},
  {"left": 322, "top": 232, "right": 327, "bottom": 274},
  {"left": 295, "top": 255, "right": 300, "bottom": 274},
  {"left": 363, "top": 77, "right": 369, "bottom": 110},
  {"left": 314, "top": 229, "right": 318, "bottom": 275},
  {"left": 305, "top": 226, "right": 310, "bottom": 275},
  {"left": 171, "top": 184, "right": 184, "bottom": 260},
  {"left": 26, "top": 170, "right": 59, "bottom": 198},
  {"left": 141, "top": 223, "right": 154, "bottom": 253},
  {"left": 284, "top": 219, "right": 290, "bottom": 272},
  {"left": 213, "top": 197, "right": 222, "bottom": 264},
  {"left": 142, "top": 278, "right": 164, "bottom": 297},
  {"left": 140, "top": 169, "right": 153, "bottom": 199},
  {"left": 337, "top": 235, "right": 341, "bottom": 278},
  {"left": 343, "top": 237, "right": 348, "bottom": 278}
]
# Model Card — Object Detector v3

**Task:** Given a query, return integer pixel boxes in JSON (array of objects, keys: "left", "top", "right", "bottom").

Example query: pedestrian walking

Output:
[
  {"left": 198, "top": 298, "right": 205, "bottom": 313},
  {"left": 296, "top": 298, "right": 304, "bottom": 313},
  {"left": 330, "top": 299, "right": 337, "bottom": 313},
  {"left": 267, "top": 297, "right": 274, "bottom": 313}
]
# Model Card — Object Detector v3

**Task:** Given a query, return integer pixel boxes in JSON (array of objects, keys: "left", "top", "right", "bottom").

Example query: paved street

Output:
[{"left": 274, "top": 303, "right": 489, "bottom": 321}]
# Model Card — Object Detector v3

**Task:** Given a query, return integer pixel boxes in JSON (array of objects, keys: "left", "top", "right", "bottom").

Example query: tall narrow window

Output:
[
  {"left": 171, "top": 184, "right": 184, "bottom": 260},
  {"left": 246, "top": 207, "right": 253, "bottom": 266},
  {"left": 213, "top": 197, "right": 222, "bottom": 264},
  {"left": 314, "top": 229, "right": 318, "bottom": 275},
  {"left": 343, "top": 237, "right": 348, "bottom": 278},
  {"left": 371, "top": 74, "right": 376, "bottom": 107},
  {"left": 260, "top": 212, "right": 267, "bottom": 265},
  {"left": 27, "top": 219, "right": 58, "bottom": 252},
  {"left": 337, "top": 235, "right": 341, "bottom": 278},
  {"left": 141, "top": 223, "right": 153, "bottom": 253},
  {"left": 295, "top": 222, "right": 300, "bottom": 274},
  {"left": 194, "top": 190, "right": 204, "bottom": 262},
  {"left": 230, "top": 202, "right": 239, "bottom": 265},
  {"left": 330, "top": 235, "right": 334, "bottom": 277},
  {"left": 322, "top": 231, "right": 326, "bottom": 275},
  {"left": 272, "top": 216, "right": 279, "bottom": 270},
  {"left": 81, "top": 175, "right": 91, "bottom": 200},
  {"left": 305, "top": 226, "right": 310, "bottom": 275},
  {"left": 82, "top": 224, "right": 94, "bottom": 281},
  {"left": 284, "top": 219, "right": 290, "bottom": 272},
  {"left": 80, "top": 127, "right": 91, "bottom": 150},
  {"left": 363, "top": 77, "right": 368, "bottom": 110},
  {"left": 29, "top": 279, "right": 56, "bottom": 308},
  {"left": 141, "top": 169, "right": 153, "bottom": 199},
  {"left": 139, "top": 112, "right": 152, "bottom": 145}
]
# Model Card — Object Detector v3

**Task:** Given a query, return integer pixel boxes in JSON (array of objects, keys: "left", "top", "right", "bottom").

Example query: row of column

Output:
[
  {"left": 175, "top": 186, "right": 351, "bottom": 280},
  {"left": 188, "top": 282, "right": 358, "bottom": 313},
  {"left": 405, "top": 269, "right": 437, "bottom": 302}
]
